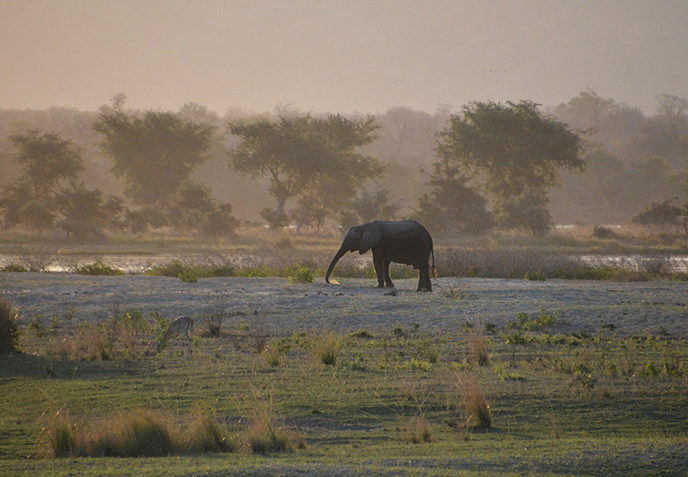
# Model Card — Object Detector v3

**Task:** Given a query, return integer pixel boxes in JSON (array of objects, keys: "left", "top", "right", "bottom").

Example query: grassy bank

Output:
[{"left": 1, "top": 298, "right": 687, "bottom": 475}]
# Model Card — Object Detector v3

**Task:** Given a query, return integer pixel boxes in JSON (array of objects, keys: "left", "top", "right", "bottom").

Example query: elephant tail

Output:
[{"left": 431, "top": 247, "right": 438, "bottom": 279}]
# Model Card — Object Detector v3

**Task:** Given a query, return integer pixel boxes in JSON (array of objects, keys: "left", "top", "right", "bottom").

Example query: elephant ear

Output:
[{"left": 359, "top": 224, "right": 382, "bottom": 254}]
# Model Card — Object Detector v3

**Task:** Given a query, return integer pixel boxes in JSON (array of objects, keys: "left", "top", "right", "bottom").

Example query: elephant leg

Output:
[
  {"left": 417, "top": 263, "right": 432, "bottom": 292},
  {"left": 372, "top": 250, "right": 385, "bottom": 288},
  {"left": 383, "top": 260, "right": 394, "bottom": 288}
]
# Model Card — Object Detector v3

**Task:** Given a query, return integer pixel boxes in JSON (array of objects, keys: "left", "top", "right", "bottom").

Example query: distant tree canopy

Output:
[
  {"left": 632, "top": 198, "right": 684, "bottom": 229},
  {"left": 437, "top": 101, "right": 584, "bottom": 235},
  {"left": 94, "top": 108, "right": 216, "bottom": 206},
  {"left": 0, "top": 130, "right": 84, "bottom": 231},
  {"left": 338, "top": 187, "right": 400, "bottom": 230},
  {"left": 9, "top": 129, "right": 83, "bottom": 199},
  {"left": 415, "top": 157, "right": 493, "bottom": 235},
  {"left": 228, "top": 113, "right": 382, "bottom": 228},
  {"left": 93, "top": 105, "right": 237, "bottom": 235}
]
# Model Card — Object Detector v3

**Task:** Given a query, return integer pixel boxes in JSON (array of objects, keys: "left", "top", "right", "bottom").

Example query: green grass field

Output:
[{"left": 2, "top": 299, "right": 687, "bottom": 475}]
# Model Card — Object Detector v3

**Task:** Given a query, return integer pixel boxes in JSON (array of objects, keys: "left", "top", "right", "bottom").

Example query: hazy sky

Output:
[{"left": 2, "top": 0, "right": 687, "bottom": 115}]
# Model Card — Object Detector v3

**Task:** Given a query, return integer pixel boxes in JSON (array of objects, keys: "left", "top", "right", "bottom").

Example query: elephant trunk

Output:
[{"left": 325, "top": 244, "right": 348, "bottom": 283}]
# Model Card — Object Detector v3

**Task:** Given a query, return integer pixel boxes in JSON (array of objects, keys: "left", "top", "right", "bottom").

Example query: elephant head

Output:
[{"left": 325, "top": 222, "right": 382, "bottom": 283}]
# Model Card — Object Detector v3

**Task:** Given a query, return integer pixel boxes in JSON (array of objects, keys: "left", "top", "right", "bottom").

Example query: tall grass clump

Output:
[
  {"left": 312, "top": 330, "right": 342, "bottom": 366},
  {"left": 464, "top": 378, "right": 492, "bottom": 430},
  {"left": 401, "top": 417, "right": 433, "bottom": 444},
  {"left": 183, "top": 412, "right": 234, "bottom": 453},
  {"left": 0, "top": 295, "right": 20, "bottom": 354},
  {"left": 246, "top": 407, "right": 303, "bottom": 454},
  {"left": 44, "top": 409, "right": 233, "bottom": 457},
  {"left": 467, "top": 332, "right": 489, "bottom": 366}
]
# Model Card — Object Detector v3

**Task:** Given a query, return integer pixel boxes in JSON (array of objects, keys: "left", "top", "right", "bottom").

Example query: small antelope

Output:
[{"left": 165, "top": 316, "right": 194, "bottom": 342}]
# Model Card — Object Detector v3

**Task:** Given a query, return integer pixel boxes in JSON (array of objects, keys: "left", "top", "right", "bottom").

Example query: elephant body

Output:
[{"left": 326, "top": 220, "right": 436, "bottom": 292}]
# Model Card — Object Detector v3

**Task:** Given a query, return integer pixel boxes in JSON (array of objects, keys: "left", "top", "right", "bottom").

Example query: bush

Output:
[
  {"left": 149, "top": 260, "right": 188, "bottom": 277},
  {"left": 288, "top": 266, "right": 314, "bottom": 284},
  {"left": 0, "top": 295, "right": 20, "bottom": 354},
  {"left": 74, "top": 261, "right": 123, "bottom": 276},
  {"left": 507, "top": 309, "right": 558, "bottom": 331},
  {"left": 524, "top": 270, "right": 546, "bottom": 281},
  {"left": 1, "top": 264, "right": 28, "bottom": 272},
  {"left": 261, "top": 344, "right": 281, "bottom": 367},
  {"left": 178, "top": 269, "right": 199, "bottom": 283}
]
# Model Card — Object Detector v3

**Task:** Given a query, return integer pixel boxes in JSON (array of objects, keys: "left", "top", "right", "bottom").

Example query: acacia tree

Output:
[
  {"left": 8, "top": 130, "right": 83, "bottom": 200},
  {"left": 94, "top": 108, "right": 215, "bottom": 206},
  {"left": 438, "top": 101, "right": 584, "bottom": 235},
  {"left": 0, "top": 130, "right": 84, "bottom": 230},
  {"left": 228, "top": 113, "right": 382, "bottom": 228}
]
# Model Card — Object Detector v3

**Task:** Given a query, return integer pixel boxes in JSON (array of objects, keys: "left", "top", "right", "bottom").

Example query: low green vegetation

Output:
[
  {"left": 2, "top": 296, "right": 687, "bottom": 474},
  {"left": 74, "top": 261, "right": 124, "bottom": 276}
]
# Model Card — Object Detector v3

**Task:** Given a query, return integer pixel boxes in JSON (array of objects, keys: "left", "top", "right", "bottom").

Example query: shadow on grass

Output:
[{"left": 0, "top": 352, "right": 147, "bottom": 380}]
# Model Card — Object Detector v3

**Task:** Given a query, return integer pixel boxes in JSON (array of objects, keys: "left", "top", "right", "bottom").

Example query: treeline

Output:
[{"left": 0, "top": 90, "right": 687, "bottom": 240}]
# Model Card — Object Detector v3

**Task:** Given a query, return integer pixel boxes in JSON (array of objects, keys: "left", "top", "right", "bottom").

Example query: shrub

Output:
[
  {"left": 350, "top": 329, "right": 372, "bottom": 339},
  {"left": 149, "top": 260, "right": 188, "bottom": 277},
  {"left": 312, "top": 331, "right": 342, "bottom": 366},
  {"left": 74, "top": 261, "right": 123, "bottom": 276},
  {"left": 1, "top": 264, "right": 28, "bottom": 272},
  {"left": 288, "top": 266, "right": 314, "bottom": 284},
  {"left": 261, "top": 344, "right": 281, "bottom": 367},
  {"left": 524, "top": 270, "right": 546, "bottom": 281},
  {"left": 401, "top": 417, "right": 432, "bottom": 444},
  {"left": 507, "top": 309, "right": 558, "bottom": 331},
  {"left": 178, "top": 269, "right": 199, "bottom": 283},
  {"left": 0, "top": 295, "right": 20, "bottom": 354}
]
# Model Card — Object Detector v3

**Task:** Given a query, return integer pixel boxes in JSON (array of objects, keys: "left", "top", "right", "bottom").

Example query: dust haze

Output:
[{"left": 1, "top": 0, "right": 687, "bottom": 234}]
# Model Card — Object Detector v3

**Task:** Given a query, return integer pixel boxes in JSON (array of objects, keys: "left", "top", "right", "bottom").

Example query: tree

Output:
[
  {"left": 493, "top": 189, "right": 552, "bottom": 237},
  {"left": 438, "top": 101, "right": 584, "bottom": 235},
  {"left": 94, "top": 109, "right": 216, "bottom": 206},
  {"left": 346, "top": 187, "right": 399, "bottom": 224},
  {"left": 415, "top": 158, "right": 492, "bottom": 235},
  {"left": 228, "top": 113, "right": 382, "bottom": 228},
  {"left": 632, "top": 198, "right": 684, "bottom": 229},
  {"left": 291, "top": 195, "right": 328, "bottom": 231},
  {"left": 0, "top": 130, "right": 84, "bottom": 231},
  {"left": 9, "top": 129, "right": 83, "bottom": 199},
  {"left": 55, "top": 183, "right": 126, "bottom": 239}
]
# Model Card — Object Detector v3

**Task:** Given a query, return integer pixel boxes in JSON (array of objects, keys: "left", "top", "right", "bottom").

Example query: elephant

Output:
[{"left": 325, "top": 220, "right": 436, "bottom": 292}]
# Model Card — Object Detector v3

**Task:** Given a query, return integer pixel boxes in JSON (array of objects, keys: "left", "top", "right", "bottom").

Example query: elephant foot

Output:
[
  {"left": 376, "top": 284, "right": 385, "bottom": 289},
  {"left": 385, "top": 283, "right": 395, "bottom": 288}
]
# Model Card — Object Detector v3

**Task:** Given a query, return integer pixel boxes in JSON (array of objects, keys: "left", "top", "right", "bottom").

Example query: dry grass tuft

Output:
[
  {"left": 467, "top": 332, "right": 489, "bottom": 366},
  {"left": 246, "top": 408, "right": 303, "bottom": 454},
  {"left": 0, "top": 295, "right": 21, "bottom": 355},
  {"left": 464, "top": 378, "right": 492, "bottom": 429},
  {"left": 43, "top": 409, "right": 233, "bottom": 457},
  {"left": 401, "top": 417, "right": 433, "bottom": 444},
  {"left": 312, "top": 330, "right": 342, "bottom": 366}
]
